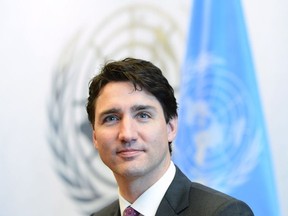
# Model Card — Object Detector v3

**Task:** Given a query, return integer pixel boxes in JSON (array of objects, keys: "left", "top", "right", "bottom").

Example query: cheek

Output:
[
  {"left": 144, "top": 124, "right": 169, "bottom": 147},
  {"left": 94, "top": 130, "right": 115, "bottom": 151},
  {"left": 94, "top": 139, "right": 111, "bottom": 160}
]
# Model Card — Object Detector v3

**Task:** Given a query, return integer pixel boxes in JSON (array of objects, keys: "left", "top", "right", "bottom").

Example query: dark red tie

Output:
[{"left": 123, "top": 206, "right": 140, "bottom": 216}]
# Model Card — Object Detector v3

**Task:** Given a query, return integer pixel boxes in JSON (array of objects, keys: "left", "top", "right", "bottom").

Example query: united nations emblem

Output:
[
  {"left": 48, "top": 3, "right": 185, "bottom": 214},
  {"left": 174, "top": 52, "right": 262, "bottom": 193}
]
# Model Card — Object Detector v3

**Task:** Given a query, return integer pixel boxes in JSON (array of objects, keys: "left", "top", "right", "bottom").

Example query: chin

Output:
[{"left": 117, "top": 165, "right": 145, "bottom": 178}]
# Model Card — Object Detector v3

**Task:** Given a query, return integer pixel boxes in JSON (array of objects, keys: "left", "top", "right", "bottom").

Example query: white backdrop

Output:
[{"left": 0, "top": 0, "right": 287, "bottom": 216}]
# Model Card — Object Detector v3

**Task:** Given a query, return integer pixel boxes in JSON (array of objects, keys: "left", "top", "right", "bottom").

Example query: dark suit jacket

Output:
[{"left": 91, "top": 166, "right": 254, "bottom": 216}]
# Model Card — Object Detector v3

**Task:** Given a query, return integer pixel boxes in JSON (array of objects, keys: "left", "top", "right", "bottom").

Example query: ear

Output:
[
  {"left": 167, "top": 116, "right": 178, "bottom": 143},
  {"left": 92, "top": 129, "right": 99, "bottom": 149}
]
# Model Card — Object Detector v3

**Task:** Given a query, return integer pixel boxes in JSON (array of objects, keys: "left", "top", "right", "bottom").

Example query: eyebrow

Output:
[
  {"left": 99, "top": 108, "right": 121, "bottom": 117},
  {"left": 98, "top": 105, "right": 156, "bottom": 117},
  {"left": 131, "top": 105, "right": 156, "bottom": 112}
]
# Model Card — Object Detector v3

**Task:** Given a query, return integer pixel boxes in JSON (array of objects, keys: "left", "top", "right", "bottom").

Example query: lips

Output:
[{"left": 117, "top": 148, "right": 143, "bottom": 158}]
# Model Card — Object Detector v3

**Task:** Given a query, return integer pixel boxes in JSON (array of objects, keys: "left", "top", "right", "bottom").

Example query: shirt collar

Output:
[{"left": 119, "top": 161, "right": 176, "bottom": 216}]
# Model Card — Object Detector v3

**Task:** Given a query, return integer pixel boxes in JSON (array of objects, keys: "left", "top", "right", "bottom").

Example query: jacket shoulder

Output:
[
  {"left": 187, "top": 182, "right": 254, "bottom": 215},
  {"left": 158, "top": 166, "right": 254, "bottom": 215}
]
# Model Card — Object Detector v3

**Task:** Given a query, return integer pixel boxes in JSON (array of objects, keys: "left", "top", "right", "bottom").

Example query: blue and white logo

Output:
[{"left": 175, "top": 52, "right": 262, "bottom": 192}]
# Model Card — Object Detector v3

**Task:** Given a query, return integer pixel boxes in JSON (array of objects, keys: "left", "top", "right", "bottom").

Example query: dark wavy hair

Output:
[{"left": 86, "top": 57, "right": 178, "bottom": 153}]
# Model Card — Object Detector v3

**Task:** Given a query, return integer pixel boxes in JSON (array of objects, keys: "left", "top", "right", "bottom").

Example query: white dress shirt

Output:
[{"left": 119, "top": 161, "right": 176, "bottom": 216}]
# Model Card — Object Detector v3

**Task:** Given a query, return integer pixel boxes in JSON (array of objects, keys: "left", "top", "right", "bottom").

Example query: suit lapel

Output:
[
  {"left": 113, "top": 202, "right": 121, "bottom": 216},
  {"left": 156, "top": 166, "right": 191, "bottom": 216},
  {"left": 114, "top": 210, "right": 120, "bottom": 216},
  {"left": 106, "top": 200, "right": 121, "bottom": 216}
]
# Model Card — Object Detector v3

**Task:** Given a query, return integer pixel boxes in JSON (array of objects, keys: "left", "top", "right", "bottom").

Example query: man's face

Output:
[{"left": 92, "top": 81, "right": 177, "bottom": 182}]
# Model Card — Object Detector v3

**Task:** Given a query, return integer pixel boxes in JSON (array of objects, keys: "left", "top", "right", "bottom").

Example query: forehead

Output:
[{"left": 95, "top": 81, "right": 161, "bottom": 111}]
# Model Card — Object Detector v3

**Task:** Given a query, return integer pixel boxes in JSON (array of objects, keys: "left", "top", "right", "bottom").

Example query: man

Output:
[{"left": 86, "top": 58, "right": 254, "bottom": 216}]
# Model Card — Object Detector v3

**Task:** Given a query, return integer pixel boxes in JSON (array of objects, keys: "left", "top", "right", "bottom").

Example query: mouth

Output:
[{"left": 116, "top": 149, "right": 144, "bottom": 158}]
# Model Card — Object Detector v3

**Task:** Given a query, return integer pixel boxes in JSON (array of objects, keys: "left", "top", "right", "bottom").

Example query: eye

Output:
[
  {"left": 102, "top": 115, "right": 119, "bottom": 124},
  {"left": 137, "top": 112, "right": 151, "bottom": 120}
]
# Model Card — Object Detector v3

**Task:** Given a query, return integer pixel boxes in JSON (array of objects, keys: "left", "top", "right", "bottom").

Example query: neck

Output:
[
  {"left": 115, "top": 161, "right": 171, "bottom": 203},
  {"left": 117, "top": 178, "right": 148, "bottom": 203}
]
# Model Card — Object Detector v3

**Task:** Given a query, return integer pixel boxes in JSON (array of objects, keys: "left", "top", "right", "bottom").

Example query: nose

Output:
[{"left": 118, "top": 116, "right": 137, "bottom": 144}]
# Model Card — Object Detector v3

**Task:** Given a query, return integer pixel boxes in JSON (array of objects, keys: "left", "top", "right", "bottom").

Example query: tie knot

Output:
[{"left": 124, "top": 206, "right": 140, "bottom": 216}]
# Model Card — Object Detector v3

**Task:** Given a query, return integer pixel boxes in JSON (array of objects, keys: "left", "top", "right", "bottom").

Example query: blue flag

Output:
[{"left": 173, "top": 0, "right": 280, "bottom": 215}]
